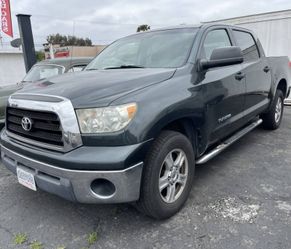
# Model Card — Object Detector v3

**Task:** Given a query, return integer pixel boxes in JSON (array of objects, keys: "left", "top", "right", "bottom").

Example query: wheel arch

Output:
[
  {"left": 150, "top": 117, "right": 201, "bottom": 157},
  {"left": 276, "top": 78, "right": 288, "bottom": 98}
]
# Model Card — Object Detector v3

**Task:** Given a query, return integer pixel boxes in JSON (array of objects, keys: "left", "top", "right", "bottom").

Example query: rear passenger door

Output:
[
  {"left": 198, "top": 28, "right": 246, "bottom": 143},
  {"left": 232, "top": 29, "right": 272, "bottom": 117}
]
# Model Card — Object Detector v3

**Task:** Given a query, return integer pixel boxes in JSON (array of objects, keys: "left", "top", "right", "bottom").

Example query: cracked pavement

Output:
[{"left": 0, "top": 107, "right": 291, "bottom": 249}]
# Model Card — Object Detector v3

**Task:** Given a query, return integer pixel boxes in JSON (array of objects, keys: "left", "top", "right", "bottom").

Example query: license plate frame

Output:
[{"left": 17, "top": 167, "right": 37, "bottom": 191}]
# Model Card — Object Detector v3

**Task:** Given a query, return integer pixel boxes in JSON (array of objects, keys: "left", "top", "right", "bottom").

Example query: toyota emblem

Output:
[{"left": 21, "top": 117, "right": 33, "bottom": 131}]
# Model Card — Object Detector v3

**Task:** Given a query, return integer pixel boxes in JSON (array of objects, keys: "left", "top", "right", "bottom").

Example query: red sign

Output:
[
  {"left": 1, "top": 0, "right": 13, "bottom": 37},
  {"left": 54, "top": 51, "right": 70, "bottom": 58}
]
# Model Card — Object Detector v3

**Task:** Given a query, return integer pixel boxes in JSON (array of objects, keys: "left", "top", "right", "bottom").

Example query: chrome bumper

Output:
[{"left": 1, "top": 145, "right": 143, "bottom": 203}]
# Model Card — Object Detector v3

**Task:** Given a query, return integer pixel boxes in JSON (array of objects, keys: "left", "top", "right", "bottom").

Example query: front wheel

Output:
[
  {"left": 136, "top": 130, "right": 195, "bottom": 219},
  {"left": 261, "top": 89, "right": 284, "bottom": 130}
]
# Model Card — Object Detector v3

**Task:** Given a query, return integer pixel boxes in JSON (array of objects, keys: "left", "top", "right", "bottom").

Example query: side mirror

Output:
[{"left": 200, "top": 46, "right": 244, "bottom": 70}]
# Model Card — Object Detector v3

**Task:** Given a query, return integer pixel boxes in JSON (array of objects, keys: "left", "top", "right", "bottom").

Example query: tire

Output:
[
  {"left": 136, "top": 130, "right": 195, "bottom": 219},
  {"left": 261, "top": 89, "right": 284, "bottom": 130}
]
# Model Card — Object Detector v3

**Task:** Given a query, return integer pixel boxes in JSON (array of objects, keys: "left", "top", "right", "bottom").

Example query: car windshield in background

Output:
[
  {"left": 86, "top": 28, "right": 198, "bottom": 70},
  {"left": 22, "top": 65, "right": 64, "bottom": 82}
]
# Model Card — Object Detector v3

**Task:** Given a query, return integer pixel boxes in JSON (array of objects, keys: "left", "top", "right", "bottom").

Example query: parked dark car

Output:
[
  {"left": 1, "top": 24, "right": 290, "bottom": 219},
  {"left": 0, "top": 57, "right": 92, "bottom": 126}
]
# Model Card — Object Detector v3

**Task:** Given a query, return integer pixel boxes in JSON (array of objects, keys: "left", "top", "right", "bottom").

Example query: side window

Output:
[
  {"left": 68, "top": 65, "right": 86, "bottom": 73},
  {"left": 233, "top": 30, "right": 259, "bottom": 62},
  {"left": 202, "top": 29, "right": 231, "bottom": 59}
]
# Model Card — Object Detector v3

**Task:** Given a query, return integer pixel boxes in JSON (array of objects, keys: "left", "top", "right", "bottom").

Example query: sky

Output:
[{"left": 1, "top": 0, "right": 291, "bottom": 49}]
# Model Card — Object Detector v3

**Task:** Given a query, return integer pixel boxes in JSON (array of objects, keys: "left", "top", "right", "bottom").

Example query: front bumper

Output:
[
  {"left": 1, "top": 145, "right": 143, "bottom": 203},
  {"left": 1, "top": 130, "right": 151, "bottom": 171}
]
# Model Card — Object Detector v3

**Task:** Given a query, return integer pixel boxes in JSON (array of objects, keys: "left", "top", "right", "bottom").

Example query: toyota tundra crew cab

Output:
[{"left": 1, "top": 24, "right": 290, "bottom": 219}]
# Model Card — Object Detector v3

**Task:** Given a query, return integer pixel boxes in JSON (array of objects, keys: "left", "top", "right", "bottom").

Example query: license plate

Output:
[{"left": 17, "top": 168, "right": 37, "bottom": 191}]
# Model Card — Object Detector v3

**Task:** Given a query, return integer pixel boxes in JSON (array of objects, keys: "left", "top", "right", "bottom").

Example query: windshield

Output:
[
  {"left": 86, "top": 28, "right": 197, "bottom": 70},
  {"left": 23, "top": 64, "right": 65, "bottom": 82}
]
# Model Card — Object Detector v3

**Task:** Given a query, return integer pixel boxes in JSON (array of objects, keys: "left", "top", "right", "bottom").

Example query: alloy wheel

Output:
[
  {"left": 275, "top": 97, "right": 283, "bottom": 123},
  {"left": 159, "top": 149, "right": 189, "bottom": 203}
]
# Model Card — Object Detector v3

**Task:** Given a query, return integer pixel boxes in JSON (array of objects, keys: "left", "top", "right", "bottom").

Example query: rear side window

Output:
[
  {"left": 233, "top": 30, "right": 259, "bottom": 62},
  {"left": 202, "top": 29, "right": 232, "bottom": 59}
]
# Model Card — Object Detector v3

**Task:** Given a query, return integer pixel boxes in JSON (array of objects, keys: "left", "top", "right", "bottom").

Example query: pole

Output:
[
  {"left": 49, "top": 43, "right": 54, "bottom": 59},
  {"left": 16, "top": 14, "right": 36, "bottom": 72}
]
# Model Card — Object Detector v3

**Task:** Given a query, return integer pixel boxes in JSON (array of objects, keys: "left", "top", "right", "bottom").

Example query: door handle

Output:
[
  {"left": 263, "top": 66, "right": 270, "bottom": 73},
  {"left": 235, "top": 72, "right": 245, "bottom": 81}
]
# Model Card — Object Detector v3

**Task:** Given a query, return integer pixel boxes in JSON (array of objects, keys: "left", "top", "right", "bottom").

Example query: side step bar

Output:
[{"left": 196, "top": 119, "right": 263, "bottom": 165}]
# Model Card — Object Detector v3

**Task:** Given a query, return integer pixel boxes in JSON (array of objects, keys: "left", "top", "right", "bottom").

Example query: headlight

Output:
[{"left": 76, "top": 103, "right": 137, "bottom": 133}]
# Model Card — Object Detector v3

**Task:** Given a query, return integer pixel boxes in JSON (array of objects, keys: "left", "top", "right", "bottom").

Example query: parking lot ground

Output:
[{"left": 0, "top": 107, "right": 291, "bottom": 249}]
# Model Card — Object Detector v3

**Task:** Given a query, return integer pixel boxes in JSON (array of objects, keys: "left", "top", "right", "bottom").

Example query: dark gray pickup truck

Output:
[{"left": 1, "top": 24, "right": 290, "bottom": 219}]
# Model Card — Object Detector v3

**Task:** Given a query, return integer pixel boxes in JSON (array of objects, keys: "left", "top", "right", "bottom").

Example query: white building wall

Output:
[
  {"left": 0, "top": 52, "right": 26, "bottom": 86},
  {"left": 206, "top": 9, "right": 291, "bottom": 59},
  {"left": 239, "top": 19, "right": 291, "bottom": 59}
]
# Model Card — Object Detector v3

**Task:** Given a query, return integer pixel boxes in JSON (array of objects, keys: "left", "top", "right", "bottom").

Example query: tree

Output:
[
  {"left": 35, "top": 51, "right": 45, "bottom": 61},
  {"left": 46, "top": 34, "right": 92, "bottom": 46},
  {"left": 136, "top": 24, "right": 150, "bottom": 32}
]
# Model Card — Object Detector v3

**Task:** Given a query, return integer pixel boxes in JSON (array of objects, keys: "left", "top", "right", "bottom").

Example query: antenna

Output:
[{"left": 70, "top": 20, "right": 75, "bottom": 64}]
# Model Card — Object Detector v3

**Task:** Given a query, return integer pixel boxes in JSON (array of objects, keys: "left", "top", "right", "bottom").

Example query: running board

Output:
[{"left": 196, "top": 119, "right": 263, "bottom": 165}]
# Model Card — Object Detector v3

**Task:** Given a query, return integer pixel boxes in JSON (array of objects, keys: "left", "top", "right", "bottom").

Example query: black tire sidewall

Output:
[
  {"left": 274, "top": 91, "right": 284, "bottom": 126},
  {"left": 262, "top": 90, "right": 284, "bottom": 130},
  {"left": 269, "top": 90, "right": 284, "bottom": 128},
  {"left": 141, "top": 131, "right": 195, "bottom": 219}
]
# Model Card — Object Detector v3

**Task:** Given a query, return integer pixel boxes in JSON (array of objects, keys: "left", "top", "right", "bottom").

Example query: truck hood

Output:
[{"left": 18, "top": 68, "right": 176, "bottom": 107}]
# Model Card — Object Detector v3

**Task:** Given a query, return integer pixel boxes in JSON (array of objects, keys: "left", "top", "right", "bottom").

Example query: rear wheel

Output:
[
  {"left": 261, "top": 90, "right": 284, "bottom": 130},
  {"left": 136, "top": 130, "right": 195, "bottom": 219}
]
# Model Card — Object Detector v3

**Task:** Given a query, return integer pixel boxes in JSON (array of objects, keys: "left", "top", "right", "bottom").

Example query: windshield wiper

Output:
[
  {"left": 86, "top": 68, "right": 99, "bottom": 71},
  {"left": 104, "top": 65, "right": 145, "bottom": 70}
]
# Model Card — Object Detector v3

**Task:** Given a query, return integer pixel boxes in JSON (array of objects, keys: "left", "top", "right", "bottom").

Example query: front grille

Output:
[{"left": 6, "top": 107, "right": 64, "bottom": 147}]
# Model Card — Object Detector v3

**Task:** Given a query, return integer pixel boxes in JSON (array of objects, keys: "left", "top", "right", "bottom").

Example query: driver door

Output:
[{"left": 197, "top": 28, "right": 246, "bottom": 144}]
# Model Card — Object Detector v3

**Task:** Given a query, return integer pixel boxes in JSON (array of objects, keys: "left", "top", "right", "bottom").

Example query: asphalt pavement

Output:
[{"left": 0, "top": 107, "right": 291, "bottom": 249}]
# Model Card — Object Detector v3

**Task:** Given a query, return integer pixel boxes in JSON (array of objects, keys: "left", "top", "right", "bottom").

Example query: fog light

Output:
[{"left": 90, "top": 178, "right": 116, "bottom": 199}]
